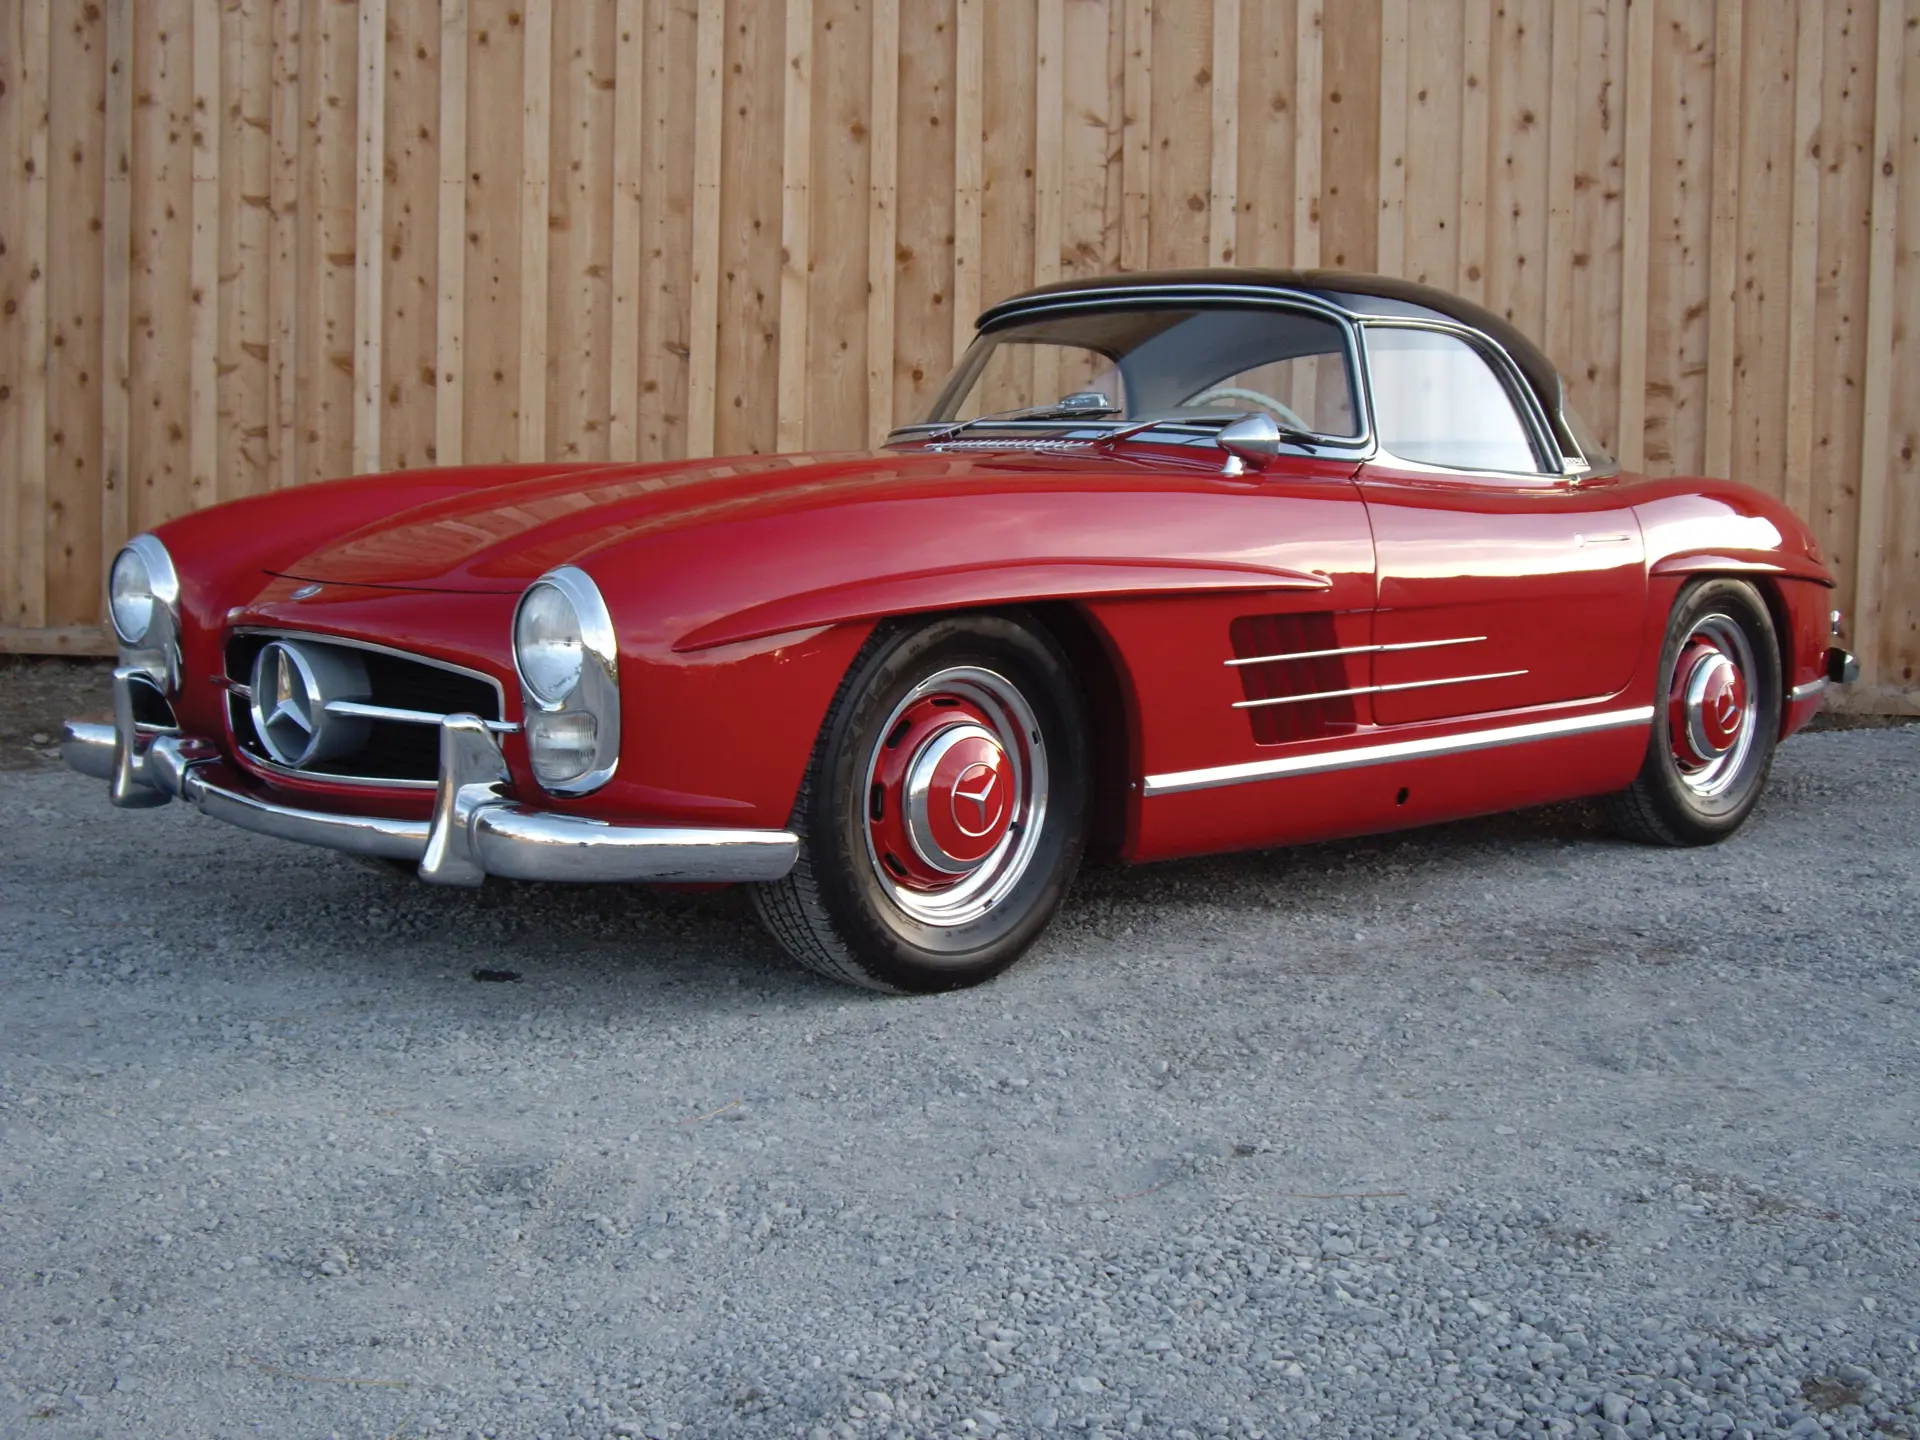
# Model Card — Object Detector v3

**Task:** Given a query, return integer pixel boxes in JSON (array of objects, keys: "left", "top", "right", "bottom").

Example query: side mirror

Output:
[{"left": 1216, "top": 412, "right": 1282, "bottom": 472}]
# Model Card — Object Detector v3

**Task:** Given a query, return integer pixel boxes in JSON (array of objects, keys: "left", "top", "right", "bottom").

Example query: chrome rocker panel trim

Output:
[
  {"left": 61, "top": 671, "right": 799, "bottom": 887},
  {"left": 1143, "top": 704, "right": 1657, "bottom": 797}
]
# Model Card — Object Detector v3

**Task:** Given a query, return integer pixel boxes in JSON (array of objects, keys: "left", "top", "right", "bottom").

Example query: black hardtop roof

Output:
[{"left": 978, "top": 267, "right": 1570, "bottom": 450}]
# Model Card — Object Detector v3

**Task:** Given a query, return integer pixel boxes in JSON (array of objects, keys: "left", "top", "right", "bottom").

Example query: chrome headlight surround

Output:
[
  {"left": 512, "top": 566, "right": 620, "bottom": 795},
  {"left": 107, "top": 533, "right": 182, "bottom": 693}
]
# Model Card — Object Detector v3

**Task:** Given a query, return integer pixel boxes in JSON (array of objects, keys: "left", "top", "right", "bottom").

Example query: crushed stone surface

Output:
[{"left": 1, "top": 728, "right": 1916, "bottom": 1439}]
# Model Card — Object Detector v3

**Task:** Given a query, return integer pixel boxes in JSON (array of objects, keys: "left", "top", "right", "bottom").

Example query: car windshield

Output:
[{"left": 920, "top": 305, "right": 1362, "bottom": 438}]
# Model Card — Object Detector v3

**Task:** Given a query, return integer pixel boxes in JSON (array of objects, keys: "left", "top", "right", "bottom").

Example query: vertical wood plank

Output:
[
  {"left": 1542, "top": 0, "right": 1577, "bottom": 370},
  {"left": 189, "top": 0, "right": 219, "bottom": 501},
  {"left": 1294, "top": 0, "right": 1322, "bottom": 267},
  {"left": 131, "top": 0, "right": 195, "bottom": 528},
  {"left": 1617, "top": 0, "right": 1654, "bottom": 472},
  {"left": 892, "top": 0, "right": 955, "bottom": 425},
  {"left": 1728, "top": 0, "right": 1796, "bottom": 499},
  {"left": 1853, "top": 0, "right": 1904, "bottom": 682},
  {"left": 1404, "top": 0, "right": 1463, "bottom": 289},
  {"left": 951, "top": 0, "right": 982, "bottom": 353},
  {"left": 102, "top": 0, "right": 132, "bottom": 561},
  {"left": 1783, "top": 0, "right": 1824, "bottom": 517},
  {"left": 1703, "top": 0, "right": 1742, "bottom": 479},
  {"left": 1231, "top": 0, "right": 1292, "bottom": 271},
  {"left": 608, "top": 0, "right": 643, "bottom": 461},
  {"left": 978, "top": 0, "right": 1035, "bottom": 405},
  {"left": 804, "top": 0, "right": 876, "bottom": 453},
  {"left": 267, "top": 0, "right": 298, "bottom": 488},
  {"left": 776, "top": 0, "right": 814, "bottom": 453},
  {"left": 1121, "top": 0, "right": 1152, "bottom": 269},
  {"left": 352, "top": 0, "right": 385, "bottom": 474},
  {"left": 515, "top": 0, "right": 550, "bottom": 459},
  {"left": 1208, "top": 0, "right": 1239, "bottom": 266},
  {"left": 1034, "top": 0, "right": 1064, "bottom": 286},
  {"left": 1320, "top": 0, "right": 1380, "bottom": 269},
  {"left": 12, "top": 0, "right": 51, "bottom": 626},
  {"left": 637, "top": 0, "right": 696, "bottom": 461},
  {"left": 1375, "top": 0, "right": 1407, "bottom": 277},
  {"left": 304, "top": 0, "right": 360, "bottom": 489},
  {"left": 1485, "top": 0, "right": 1550, "bottom": 337},
  {"left": 1456, "top": 0, "right": 1489, "bottom": 301},
  {"left": 546, "top": 3, "right": 615, "bottom": 463},
  {"left": 713, "top": 0, "right": 779, "bottom": 458},
  {"left": 866, "top": 0, "right": 899, "bottom": 443},
  {"left": 46, "top": 1, "right": 108, "bottom": 623},
  {"left": 220, "top": 0, "right": 272, "bottom": 499},
  {"left": 684, "top": 0, "right": 723, "bottom": 459},
  {"left": 433, "top": 0, "right": 468, "bottom": 466}
]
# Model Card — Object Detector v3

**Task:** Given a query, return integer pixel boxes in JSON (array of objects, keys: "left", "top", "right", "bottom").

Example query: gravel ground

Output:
[{"left": 1, "top": 718, "right": 1916, "bottom": 1440}]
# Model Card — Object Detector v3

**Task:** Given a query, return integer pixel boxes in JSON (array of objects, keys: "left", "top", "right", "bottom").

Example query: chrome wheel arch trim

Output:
[{"left": 1143, "top": 704, "right": 1656, "bottom": 797}]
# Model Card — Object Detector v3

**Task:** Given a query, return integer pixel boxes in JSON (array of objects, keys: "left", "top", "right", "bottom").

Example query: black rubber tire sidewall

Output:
[
  {"left": 802, "top": 614, "right": 1089, "bottom": 992},
  {"left": 1636, "top": 578, "right": 1782, "bottom": 842}
]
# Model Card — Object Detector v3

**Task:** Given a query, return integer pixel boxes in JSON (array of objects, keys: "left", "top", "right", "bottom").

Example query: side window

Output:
[{"left": 1366, "top": 327, "right": 1544, "bottom": 473}]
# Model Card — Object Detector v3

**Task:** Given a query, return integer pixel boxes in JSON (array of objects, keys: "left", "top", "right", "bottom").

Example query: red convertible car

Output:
[{"left": 66, "top": 269, "right": 1856, "bottom": 992}]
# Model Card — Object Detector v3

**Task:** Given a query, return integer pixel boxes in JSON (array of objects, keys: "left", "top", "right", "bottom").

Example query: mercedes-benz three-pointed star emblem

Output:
[
  {"left": 950, "top": 762, "right": 1002, "bottom": 837},
  {"left": 250, "top": 641, "right": 323, "bottom": 767}
]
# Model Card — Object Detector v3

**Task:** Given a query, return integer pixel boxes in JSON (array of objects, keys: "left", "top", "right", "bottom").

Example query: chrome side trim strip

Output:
[
  {"left": 1231, "top": 669, "right": 1529, "bottom": 710},
  {"left": 325, "top": 698, "right": 520, "bottom": 734},
  {"left": 1225, "top": 635, "right": 1486, "bottom": 667},
  {"left": 1144, "top": 704, "right": 1655, "bottom": 796},
  {"left": 1789, "top": 676, "right": 1829, "bottom": 703}
]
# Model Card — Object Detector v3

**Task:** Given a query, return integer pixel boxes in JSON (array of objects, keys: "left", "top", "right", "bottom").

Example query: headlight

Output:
[
  {"left": 106, "top": 535, "right": 182, "bottom": 688},
  {"left": 514, "top": 581, "right": 584, "bottom": 704},
  {"left": 109, "top": 546, "right": 155, "bottom": 644},
  {"left": 512, "top": 567, "right": 620, "bottom": 794}
]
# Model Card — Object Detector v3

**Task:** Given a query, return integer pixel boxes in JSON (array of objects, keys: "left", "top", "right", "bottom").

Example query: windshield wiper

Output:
[{"left": 925, "top": 392, "right": 1122, "bottom": 444}]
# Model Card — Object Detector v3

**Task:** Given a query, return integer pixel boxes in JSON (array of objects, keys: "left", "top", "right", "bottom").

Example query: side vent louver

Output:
[{"left": 1229, "top": 612, "right": 1361, "bottom": 745}]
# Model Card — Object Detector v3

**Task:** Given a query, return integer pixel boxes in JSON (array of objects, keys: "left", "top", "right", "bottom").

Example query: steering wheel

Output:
[{"left": 1184, "top": 385, "right": 1312, "bottom": 433}]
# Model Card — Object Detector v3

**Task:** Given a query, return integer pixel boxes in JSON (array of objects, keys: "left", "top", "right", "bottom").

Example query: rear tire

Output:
[
  {"left": 751, "top": 613, "right": 1090, "bottom": 992},
  {"left": 1603, "top": 577, "right": 1780, "bottom": 846}
]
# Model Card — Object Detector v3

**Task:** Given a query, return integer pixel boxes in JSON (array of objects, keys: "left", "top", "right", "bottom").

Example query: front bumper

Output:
[{"left": 61, "top": 668, "right": 799, "bottom": 887}]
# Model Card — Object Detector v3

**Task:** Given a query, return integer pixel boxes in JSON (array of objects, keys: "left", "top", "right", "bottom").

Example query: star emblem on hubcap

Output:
[{"left": 951, "top": 762, "right": 1001, "bottom": 836}]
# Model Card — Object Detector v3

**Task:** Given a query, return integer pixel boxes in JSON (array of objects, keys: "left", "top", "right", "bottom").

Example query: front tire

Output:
[
  {"left": 1604, "top": 577, "right": 1781, "bottom": 846},
  {"left": 751, "top": 613, "right": 1090, "bottom": 992}
]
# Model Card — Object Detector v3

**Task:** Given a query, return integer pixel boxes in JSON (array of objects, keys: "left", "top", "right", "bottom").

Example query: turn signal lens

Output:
[
  {"left": 109, "top": 546, "right": 155, "bottom": 644},
  {"left": 514, "top": 582, "right": 584, "bottom": 704},
  {"left": 526, "top": 710, "right": 598, "bottom": 785}
]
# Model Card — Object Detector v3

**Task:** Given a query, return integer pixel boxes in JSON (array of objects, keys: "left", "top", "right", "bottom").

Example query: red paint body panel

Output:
[
  {"left": 1358, "top": 464, "right": 1647, "bottom": 723},
  {"left": 140, "top": 435, "right": 1836, "bottom": 867}
]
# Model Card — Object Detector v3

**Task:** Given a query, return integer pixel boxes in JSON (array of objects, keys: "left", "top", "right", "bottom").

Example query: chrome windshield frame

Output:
[{"left": 888, "top": 291, "right": 1376, "bottom": 455}]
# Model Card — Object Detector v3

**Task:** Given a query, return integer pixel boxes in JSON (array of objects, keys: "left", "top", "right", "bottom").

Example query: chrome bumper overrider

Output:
[{"left": 60, "top": 669, "right": 799, "bottom": 887}]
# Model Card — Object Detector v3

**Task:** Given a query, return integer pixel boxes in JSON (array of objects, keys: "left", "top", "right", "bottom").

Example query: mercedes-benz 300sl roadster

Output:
[{"left": 65, "top": 269, "right": 1858, "bottom": 992}]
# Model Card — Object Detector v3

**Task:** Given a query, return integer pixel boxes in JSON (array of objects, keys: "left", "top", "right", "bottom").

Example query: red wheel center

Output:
[
  {"left": 1670, "top": 639, "right": 1748, "bottom": 766},
  {"left": 924, "top": 738, "right": 1012, "bottom": 862},
  {"left": 866, "top": 695, "right": 1022, "bottom": 891}
]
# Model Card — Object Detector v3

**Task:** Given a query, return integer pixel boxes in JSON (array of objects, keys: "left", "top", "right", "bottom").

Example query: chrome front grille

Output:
[{"left": 224, "top": 631, "right": 506, "bottom": 788}]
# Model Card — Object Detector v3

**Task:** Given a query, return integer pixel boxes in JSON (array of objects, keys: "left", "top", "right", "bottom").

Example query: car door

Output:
[{"left": 1356, "top": 324, "right": 1646, "bottom": 726}]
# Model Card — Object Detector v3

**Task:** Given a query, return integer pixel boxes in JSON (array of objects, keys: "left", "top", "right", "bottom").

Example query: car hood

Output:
[{"left": 274, "top": 450, "right": 1146, "bottom": 593}]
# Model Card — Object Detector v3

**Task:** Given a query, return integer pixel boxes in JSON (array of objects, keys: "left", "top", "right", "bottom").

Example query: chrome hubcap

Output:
[
  {"left": 863, "top": 666, "right": 1047, "bottom": 928},
  {"left": 1667, "top": 615, "right": 1757, "bottom": 797}
]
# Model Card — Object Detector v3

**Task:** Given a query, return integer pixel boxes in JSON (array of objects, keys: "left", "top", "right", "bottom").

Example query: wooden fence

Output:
[{"left": 0, "top": 0, "right": 1914, "bottom": 710}]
